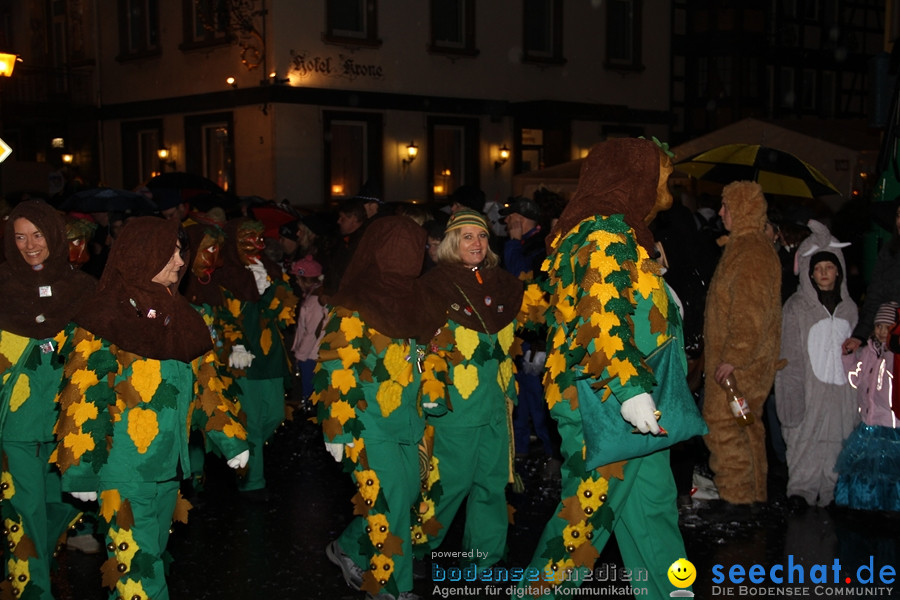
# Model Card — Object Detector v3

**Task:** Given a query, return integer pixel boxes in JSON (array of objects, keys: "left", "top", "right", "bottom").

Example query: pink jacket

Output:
[
  {"left": 292, "top": 294, "right": 328, "bottom": 362},
  {"left": 844, "top": 339, "right": 898, "bottom": 428}
]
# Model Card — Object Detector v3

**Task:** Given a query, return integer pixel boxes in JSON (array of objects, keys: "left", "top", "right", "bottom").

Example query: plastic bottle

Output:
[{"left": 720, "top": 373, "right": 755, "bottom": 426}]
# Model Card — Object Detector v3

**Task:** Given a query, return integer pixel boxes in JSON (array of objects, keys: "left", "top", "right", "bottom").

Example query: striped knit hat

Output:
[
  {"left": 445, "top": 209, "right": 489, "bottom": 234},
  {"left": 875, "top": 301, "right": 899, "bottom": 326}
]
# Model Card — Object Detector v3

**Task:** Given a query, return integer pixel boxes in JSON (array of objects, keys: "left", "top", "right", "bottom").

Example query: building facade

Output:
[{"left": 0, "top": 0, "right": 674, "bottom": 210}]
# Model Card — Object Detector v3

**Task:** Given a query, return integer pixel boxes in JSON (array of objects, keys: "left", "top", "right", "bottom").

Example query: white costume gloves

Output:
[
  {"left": 227, "top": 449, "right": 250, "bottom": 469},
  {"left": 324, "top": 441, "right": 354, "bottom": 462},
  {"left": 246, "top": 261, "right": 272, "bottom": 295},
  {"left": 70, "top": 491, "right": 98, "bottom": 502},
  {"left": 229, "top": 344, "right": 256, "bottom": 369},
  {"left": 620, "top": 392, "right": 661, "bottom": 435}
]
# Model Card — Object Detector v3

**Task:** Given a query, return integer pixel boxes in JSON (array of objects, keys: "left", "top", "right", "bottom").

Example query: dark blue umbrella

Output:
[{"left": 59, "top": 187, "right": 159, "bottom": 215}]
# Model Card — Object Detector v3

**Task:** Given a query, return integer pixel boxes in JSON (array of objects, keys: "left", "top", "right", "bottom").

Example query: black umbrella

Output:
[
  {"left": 59, "top": 187, "right": 159, "bottom": 215},
  {"left": 146, "top": 171, "right": 236, "bottom": 211}
]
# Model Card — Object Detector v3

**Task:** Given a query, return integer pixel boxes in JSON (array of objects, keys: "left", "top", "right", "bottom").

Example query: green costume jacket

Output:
[
  {"left": 0, "top": 330, "right": 66, "bottom": 442},
  {"left": 53, "top": 326, "right": 248, "bottom": 491},
  {"left": 219, "top": 273, "right": 297, "bottom": 381}
]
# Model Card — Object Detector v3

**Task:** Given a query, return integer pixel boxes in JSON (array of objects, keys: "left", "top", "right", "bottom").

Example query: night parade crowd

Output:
[{"left": 1, "top": 136, "right": 899, "bottom": 600}]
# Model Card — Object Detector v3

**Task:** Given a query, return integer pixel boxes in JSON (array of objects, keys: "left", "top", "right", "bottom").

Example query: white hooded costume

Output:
[{"left": 775, "top": 219, "right": 859, "bottom": 506}]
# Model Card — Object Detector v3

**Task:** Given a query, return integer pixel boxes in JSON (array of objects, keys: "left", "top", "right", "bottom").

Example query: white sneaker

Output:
[
  {"left": 66, "top": 534, "right": 102, "bottom": 554},
  {"left": 326, "top": 540, "right": 363, "bottom": 591},
  {"left": 691, "top": 471, "right": 720, "bottom": 501}
]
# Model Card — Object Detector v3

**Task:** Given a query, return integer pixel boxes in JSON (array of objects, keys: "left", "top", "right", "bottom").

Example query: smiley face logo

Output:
[{"left": 668, "top": 558, "right": 696, "bottom": 588}]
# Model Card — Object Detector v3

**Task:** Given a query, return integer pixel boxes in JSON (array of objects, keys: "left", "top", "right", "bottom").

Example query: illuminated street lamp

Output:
[{"left": 0, "top": 53, "right": 18, "bottom": 78}]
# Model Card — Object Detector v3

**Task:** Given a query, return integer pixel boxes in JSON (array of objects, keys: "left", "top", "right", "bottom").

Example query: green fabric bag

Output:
[{"left": 577, "top": 337, "right": 708, "bottom": 470}]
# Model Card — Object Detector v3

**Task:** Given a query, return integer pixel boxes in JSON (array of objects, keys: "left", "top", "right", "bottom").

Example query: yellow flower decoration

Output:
[
  {"left": 497, "top": 322, "right": 515, "bottom": 353},
  {"left": 382, "top": 343, "right": 412, "bottom": 384},
  {"left": 369, "top": 554, "right": 395, "bottom": 580},
  {"left": 366, "top": 513, "right": 390, "bottom": 546},
  {"left": 376, "top": 380, "right": 403, "bottom": 417},
  {"left": 354, "top": 469, "right": 381, "bottom": 504},
  {"left": 126, "top": 407, "right": 159, "bottom": 453},
  {"left": 63, "top": 431, "right": 95, "bottom": 459},
  {"left": 0, "top": 471, "right": 15, "bottom": 499},
  {"left": 130, "top": 360, "right": 162, "bottom": 404},
  {"left": 454, "top": 327, "right": 480, "bottom": 360},
  {"left": 7, "top": 558, "right": 30, "bottom": 595},
  {"left": 4, "top": 517, "right": 24, "bottom": 546},
  {"left": 452, "top": 364, "right": 479, "bottom": 399},
  {"left": 331, "top": 369, "right": 358, "bottom": 394},
  {"left": 543, "top": 558, "right": 577, "bottom": 585},
  {"left": 71, "top": 369, "right": 100, "bottom": 392},
  {"left": 108, "top": 526, "right": 139, "bottom": 567},
  {"left": 562, "top": 520, "right": 593, "bottom": 549},
  {"left": 9, "top": 374, "right": 30, "bottom": 412},
  {"left": 576, "top": 476, "right": 608, "bottom": 513},
  {"left": 427, "top": 455, "right": 441, "bottom": 487},
  {"left": 340, "top": 315, "right": 364, "bottom": 341},
  {"left": 329, "top": 399, "right": 356, "bottom": 425},
  {"left": 337, "top": 345, "right": 362, "bottom": 369},
  {"left": 116, "top": 578, "right": 148, "bottom": 600}
]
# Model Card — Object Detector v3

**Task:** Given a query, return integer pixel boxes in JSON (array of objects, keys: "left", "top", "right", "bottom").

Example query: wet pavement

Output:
[{"left": 50, "top": 412, "right": 900, "bottom": 600}]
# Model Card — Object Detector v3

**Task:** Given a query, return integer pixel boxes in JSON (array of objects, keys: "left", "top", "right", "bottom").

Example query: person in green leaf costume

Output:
[
  {"left": 314, "top": 216, "right": 446, "bottom": 600},
  {"left": 0, "top": 200, "right": 97, "bottom": 600},
  {"left": 211, "top": 218, "right": 297, "bottom": 499},
  {"left": 179, "top": 220, "right": 245, "bottom": 498},
  {"left": 516, "top": 138, "right": 689, "bottom": 600},
  {"left": 411, "top": 209, "right": 524, "bottom": 573},
  {"left": 53, "top": 217, "right": 249, "bottom": 600}
]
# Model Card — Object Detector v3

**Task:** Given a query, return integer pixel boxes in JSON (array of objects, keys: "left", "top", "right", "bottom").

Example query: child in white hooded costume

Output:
[{"left": 775, "top": 219, "right": 859, "bottom": 509}]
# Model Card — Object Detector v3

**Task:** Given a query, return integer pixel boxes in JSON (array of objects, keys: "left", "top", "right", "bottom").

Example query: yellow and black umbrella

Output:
[{"left": 676, "top": 144, "right": 840, "bottom": 199}]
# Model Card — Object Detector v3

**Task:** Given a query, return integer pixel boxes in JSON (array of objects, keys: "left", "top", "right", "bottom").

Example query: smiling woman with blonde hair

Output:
[{"left": 412, "top": 208, "right": 523, "bottom": 575}]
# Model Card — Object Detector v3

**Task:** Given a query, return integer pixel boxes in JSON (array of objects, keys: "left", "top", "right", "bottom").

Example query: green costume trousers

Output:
[
  {"left": 415, "top": 419, "right": 508, "bottom": 569},
  {"left": 100, "top": 479, "right": 180, "bottom": 600},
  {"left": 517, "top": 406, "right": 687, "bottom": 600},
  {"left": 1, "top": 441, "right": 80, "bottom": 600},
  {"left": 236, "top": 378, "right": 285, "bottom": 491},
  {"left": 339, "top": 438, "right": 420, "bottom": 594}
]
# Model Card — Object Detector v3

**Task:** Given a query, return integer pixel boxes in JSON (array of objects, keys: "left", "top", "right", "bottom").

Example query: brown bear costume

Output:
[{"left": 703, "top": 180, "right": 782, "bottom": 506}]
